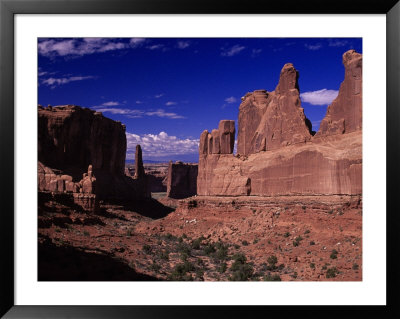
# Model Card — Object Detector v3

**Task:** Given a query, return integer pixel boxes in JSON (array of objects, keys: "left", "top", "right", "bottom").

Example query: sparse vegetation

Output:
[
  {"left": 293, "top": 236, "right": 303, "bottom": 247},
  {"left": 242, "top": 240, "right": 249, "bottom": 246},
  {"left": 326, "top": 267, "right": 339, "bottom": 278},
  {"left": 143, "top": 244, "right": 152, "bottom": 254},
  {"left": 330, "top": 249, "right": 338, "bottom": 259},
  {"left": 310, "top": 263, "right": 315, "bottom": 269},
  {"left": 283, "top": 232, "right": 290, "bottom": 238},
  {"left": 264, "top": 273, "right": 281, "bottom": 281},
  {"left": 229, "top": 254, "right": 254, "bottom": 281},
  {"left": 352, "top": 263, "right": 359, "bottom": 270}
]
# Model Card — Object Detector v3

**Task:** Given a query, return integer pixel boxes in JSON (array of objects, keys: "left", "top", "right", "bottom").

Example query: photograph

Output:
[{"left": 37, "top": 37, "right": 363, "bottom": 282}]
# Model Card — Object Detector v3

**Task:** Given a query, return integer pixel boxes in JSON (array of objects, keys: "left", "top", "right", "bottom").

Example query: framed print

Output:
[{"left": 1, "top": 0, "right": 399, "bottom": 318}]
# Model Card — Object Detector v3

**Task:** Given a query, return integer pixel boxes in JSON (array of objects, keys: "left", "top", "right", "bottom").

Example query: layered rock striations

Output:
[
  {"left": 38, "top": 105, "right": 149, "bottom": 200},
  {"left": 38, "top": 105, "right": 126, "bottom": 175},
  {"left": 166, "top": 161, "right": 198, "bottom": 199},
  {"left": 197, "top": 50, "right": 362, "bottom": 197}
]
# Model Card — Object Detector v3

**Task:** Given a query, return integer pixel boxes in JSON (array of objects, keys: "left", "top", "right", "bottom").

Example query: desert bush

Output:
[
  {"left": 242, "top": 240, "right": 249, "bottom": 246},
  {"left": 158, "top": 250, "right": 169, "bottom": 261},
  {"left": 143, "top": 244, "right": 152, "bottom": 254},
  {"left": 352, "top": 263, "right": 359, "bottom": 270},
  {"left": 263, "top": 273, "right": 281, "bottom": 281},
  {"left": 177, "top": 242, "right": 192, "bottom": 256},
  {"left": 203, "top": 242, "right": 216, "bottom": 256},
  {"left": 330, "top": 249, "right": 338, "bottom": 259},
  {"left": 150, "top": 262, "right": 161, "bottom": 272},
  {"left": 218, "top": 262, "right": 227, "bottom": 273},
  {"left": 326, "top": 267, "right": 339, "bottom": 278},
  {"left": 310, "top": 263, "right": 315, "bottom": 269},
  {"left": 309, "top": 241, "right": 315, "bottom": 246},
  {"left": 191, "top": 236, "right": 204, "bottom": 250}
]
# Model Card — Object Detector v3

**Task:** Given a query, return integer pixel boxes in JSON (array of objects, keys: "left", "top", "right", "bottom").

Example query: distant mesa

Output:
[{"left": 197, "top": 50, "right": 362, "bottom": 197}]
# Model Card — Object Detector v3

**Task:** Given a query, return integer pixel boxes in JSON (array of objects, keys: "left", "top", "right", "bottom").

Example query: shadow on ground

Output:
[
  {"left": 38, "top": 237, "right": 158, "bottom": 281},
  {"left": 105, "top": 198, "right": 175, "bottom": 219}
]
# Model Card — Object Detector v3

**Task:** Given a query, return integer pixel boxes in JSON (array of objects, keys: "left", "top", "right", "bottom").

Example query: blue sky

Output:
[{"left": 38, "top": 37, "right": 362, "bottom": 162}]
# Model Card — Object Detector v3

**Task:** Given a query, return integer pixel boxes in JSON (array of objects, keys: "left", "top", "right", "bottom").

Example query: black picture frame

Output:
[{"left": 1, "top": 0, "right": 399, "bottom": 318}]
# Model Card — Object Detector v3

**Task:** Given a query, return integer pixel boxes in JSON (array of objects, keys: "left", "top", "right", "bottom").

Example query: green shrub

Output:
[
  {"left": 326, "top": 267, "right": 339, "bottom": 278},
  {"left": 309, "top": 241, "right": 315, "bottom": 246},
  {"left": 191, "top": 237, "right": 204, "bottom": 250},
  {"left": 310, "top": 263, "right": 315, "bottom": 269},
  {"left": 158, "top": 250, "right": 169, "bottom": 261},
  {"left": 283, "top": 232, "right": 290, "bottom": 238},
  {"left": 242, "top": 240, "right": 249, "bottom": 246},
  {"left": 150, "top": 262, "right": 161, "bottom": 272},
  {"left": 218, "top": 263, "right": 227, "bottom": 273},
  {"left": 330, "top": 249, "right": 338, "bottom": 259},
  {"left": 264, "top": 273, "right": 281, "bottom": 281},
  {"left": 352, "top": 263, "right": 359, "bottom": 270},
  {"left": 168, "top": 261, "right": 196, "bottom": 281},
  {"left": 177, "top": 242, "right": 192, "bottom": 256},
  {"left": 203, "top": 243, "right": 216, "bottom": 256},
  {"left": 267, "top": 255, "right": 278, "bottom": 270},
  {"left": 304, "top": 230, "right": 310, "bottom": 234},
  {"left": 143, "top": 244, "right": 152, "bottom": 254},
  {"left": 214, "top": 244, "right": 228, "bottom": 261}
]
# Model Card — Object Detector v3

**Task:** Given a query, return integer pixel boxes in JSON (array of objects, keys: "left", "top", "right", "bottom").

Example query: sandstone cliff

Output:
[
  {"left": 38, "top": 105, "right": 149, "bottom": 200},
  {"left": 197, "top": 50, "right": 362, "bottom": 197},
  {"left": 166, "top": 161, "right": 198, "bottom": 199},
  {"left": 317, "top": 50, "right": 362, "bottom": 136},
  {"left": 237, "top": 63, "right": 312, "bottom": 156}
]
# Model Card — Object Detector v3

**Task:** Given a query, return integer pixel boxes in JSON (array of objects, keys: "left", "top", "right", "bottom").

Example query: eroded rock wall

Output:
[
  {"left": 197, "top": 50, "right": 362, "bottom": 197},
  {"left": 38, "top": 105, "right": 149, "bottom": 200},
  {"left": 317, "top": 50, "right": 362, "bottom": 136},
  {"left": 166, "top": 162, "right": 198, "bottom": 199}
]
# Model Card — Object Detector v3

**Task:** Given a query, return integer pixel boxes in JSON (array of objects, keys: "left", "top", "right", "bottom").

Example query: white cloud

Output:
[
  {"left": 251, "top": 48, "right": 262, "bottom": 57},
  {"left": 155, "top": 94, "right": 164, "bottom": 98},
  {"left": 224, "top": 96, "right": 237, "bottom": 104},
  {"left": 165, "top": 101, "right": 177, "bottom": 106},
  {"left": 101, "top": 101, "right": 120, "bottom": 106},
  {"left": 38, "top": 38, "right": 147, "bottom": 58},
  {"left": 221, "top": 44, "right": 246, "bottom": 57},
  {"left": 146, "top": 44, "right": 166, "bottom": 51},
  {"left": 126, "top": 131, "right": 199, "bottom": 159},
  {"left": 145, "top": 109, "right": 185, "bottom": 119},
  {"left": 328, "top": 39, "right": 348, "bottom": 47},
  {"left": 304, "top": 43, "right": 323, "bottom": 51},
  {"left": 130, "top": 38, "right": 146, "bottom": 47},
  {"left": 41, "top": 75, "right": 95, "bottom": 88},
  {"left": 300, "top": 89, "right": 339, "bottom": 105},
  {"left": 177, "top": 41, "right": 190, "bottom": 49},
  {"left": 136, "top": 100, "right": 143, "bottom": 104},
  {"left": 93, "top": 107, "right": 185, "bottom": 119}
]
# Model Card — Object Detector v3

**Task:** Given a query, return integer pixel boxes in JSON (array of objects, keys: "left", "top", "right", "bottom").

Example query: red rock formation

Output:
[
  {"left": 134, "top": 145, "right": 145, "bottom": 179},
  {"left": 38, "top": 161, "right": 99, "bottom": 212},
  {"left": 197, "top": 51, "right": 362, "bottom": 197},
  {"left": 38, "top": 105, "right": 126, "bottom": 175},
  {"left": 38, "top": 105, "right": 149, "bottom": 200},
  {"left": 166, "top": 161, "right": 198, "bottom": 199},
  {"left": 237, "top": 63, "right": 312, "bottom": 156},
  {"left": 317, "top": 50, "right": 362, "bottom": 136}
]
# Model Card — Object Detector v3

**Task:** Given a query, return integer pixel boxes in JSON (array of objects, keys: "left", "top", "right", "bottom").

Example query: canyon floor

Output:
[{"left": 38, "top": 193, "right": 362, "bottom": 281}]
